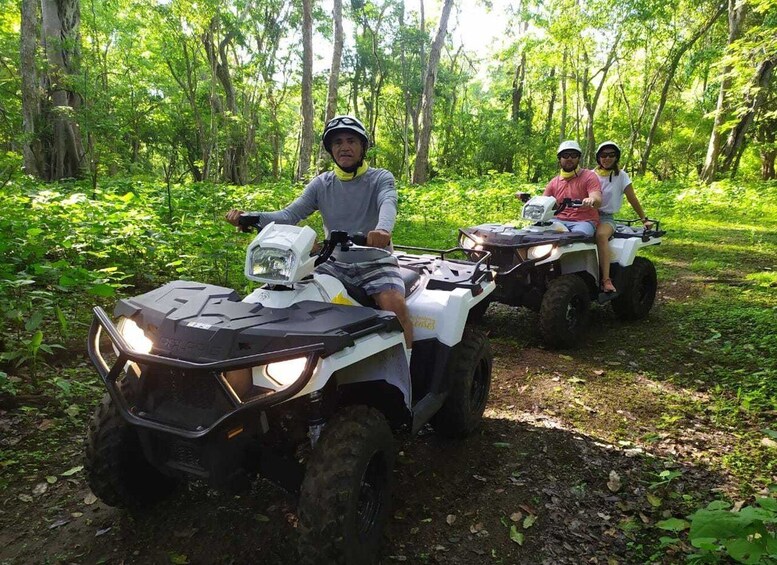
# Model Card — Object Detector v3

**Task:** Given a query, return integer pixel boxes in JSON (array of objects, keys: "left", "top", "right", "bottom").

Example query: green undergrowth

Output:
[{"left": 1, "top": 174, "right": 776, "bottom": 563}]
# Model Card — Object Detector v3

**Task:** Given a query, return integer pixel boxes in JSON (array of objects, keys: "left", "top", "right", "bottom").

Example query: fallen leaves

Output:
[{"left": 607, "top": 471, "right": 622, "bottom": 492}]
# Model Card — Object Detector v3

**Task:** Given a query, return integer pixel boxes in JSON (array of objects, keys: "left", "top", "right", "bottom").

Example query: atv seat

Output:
[{"left": 343, "top": 267, "right": 422, "bottom": 308}]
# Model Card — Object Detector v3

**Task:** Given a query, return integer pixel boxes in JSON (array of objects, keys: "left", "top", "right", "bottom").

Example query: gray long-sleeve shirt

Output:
[{"left": 258, "top": 168, "right": 397, "bottom": 237}]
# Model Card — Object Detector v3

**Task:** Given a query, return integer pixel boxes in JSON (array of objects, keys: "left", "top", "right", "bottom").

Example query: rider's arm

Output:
[
  {"left": 374, "top": 169, "right": 397, "bottom": 234},
  {"left": 255, "top": 177, "right": 322, "bottom": 227},
  {"left": 624, "top": 185, "right": 651, "bottom": 225}
]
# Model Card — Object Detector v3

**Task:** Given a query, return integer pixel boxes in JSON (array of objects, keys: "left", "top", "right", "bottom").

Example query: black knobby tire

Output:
[
  {"left": 297, "top": 405, "right": 395, "bottom": 565},
  {"left": 539, "top": 274, "right": 591, "bottom": 349},
  {"left": 612, "top": 256, "right": 658, "bottom": 321},
  {"left": 84, "top": 388, "right": 178, "bottom": 510},
  {"left": 432, "top": 327, "right": 492, "bottom": 438}
]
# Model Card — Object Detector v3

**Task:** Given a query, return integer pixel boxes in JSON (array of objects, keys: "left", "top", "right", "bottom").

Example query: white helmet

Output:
[
  {"left": 596, "top": 141, "right": 621, "bottom": 158},
  {"left": 322, "top": 115, "right": 369, "bottom": 154},
  {"left": 557, "top": 140, "right": 582, "bottom": 156}
]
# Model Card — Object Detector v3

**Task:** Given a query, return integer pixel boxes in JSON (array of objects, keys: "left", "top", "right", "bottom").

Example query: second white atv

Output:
[
  {"left": 85, "top": 220, "right": 495, "bottom": 564},
  {"left": 460, "top": 194, "right": 665, "bottom": 348}
]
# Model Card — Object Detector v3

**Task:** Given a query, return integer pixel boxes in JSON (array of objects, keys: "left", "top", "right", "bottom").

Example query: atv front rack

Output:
[{"left": 88, "top": 306, "right": 322, "bottom": 439}]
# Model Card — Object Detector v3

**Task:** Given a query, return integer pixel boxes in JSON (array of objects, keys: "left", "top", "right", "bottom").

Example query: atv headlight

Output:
[
  {"left": 265, "top": 357, "right": 307, "bottom": 387},
  {"left": 528, "top": 244, "right": 554, "bottom": 260},
  {"left": 250, "top": 248, "right": 297, "bottom": 283},
  {"left": 461, "top": 234, "right": 483, "bottom": 250},
  {"left": 522, "top": 204, "right": 546, "bottom": 221},
  {"left": 117, "top": 318, "right": 153, "bottom": 354}
]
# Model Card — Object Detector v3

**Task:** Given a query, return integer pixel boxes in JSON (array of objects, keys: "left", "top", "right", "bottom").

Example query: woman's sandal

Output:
[{"left": 601, "top": 278, "right": 616, "bottom": 293}]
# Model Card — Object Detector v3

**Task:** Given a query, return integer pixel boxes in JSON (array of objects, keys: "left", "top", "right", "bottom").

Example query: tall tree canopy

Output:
[{"left": 3, "top": 0, "right": 776, "bottom": 184}]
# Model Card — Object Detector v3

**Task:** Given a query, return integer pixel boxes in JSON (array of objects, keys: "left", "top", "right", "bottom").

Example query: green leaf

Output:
[
  {"left": 25, "top": 311, "right": 44, "bottom": 331},
  {"left": 30, "top": 330, "right": 43, "bottom": 350},
  {"left": 756, "top": 497, "right": 777, "bottom": 512},
  {"left": 88, "top": 283, "right": 115, "bottom": 297},
  {"left": 55, "top": 305, "right": 68, "bottom": 335},
  {"left": 646, "top": 493, "right": 662, "bottom": 507},
  {"left": 522, "top": 514, "right": 536, "bottom": 528},
  {"left": 725, "top": 538, "right": 765, "bottom": 564},
  {"left": 509, "top": 525, "right": 524, "bottom": 545},
  {"left": 656, "top": 518, "right": 690, "bottom": 532},
  {"left": 492, "top": 442, "right": 511, "bottom": 449},
  {"left": 61, "top": 465, "right": 83, "bottom": 477},
  {"left": 168, "top": 553, "right": 189, "bottom": 564},
  {"left": 26, "top": 227, "right": 44, "bottom": 237}
]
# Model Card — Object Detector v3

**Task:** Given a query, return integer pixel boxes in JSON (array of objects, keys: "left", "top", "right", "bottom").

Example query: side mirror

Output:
[{"left": 515, "top": 191, "right": 532, "bottom": 203}]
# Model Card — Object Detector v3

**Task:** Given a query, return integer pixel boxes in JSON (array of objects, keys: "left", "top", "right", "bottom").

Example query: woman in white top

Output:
[{"left": 593, "top": 141, "right": 652, "bottom": 293}]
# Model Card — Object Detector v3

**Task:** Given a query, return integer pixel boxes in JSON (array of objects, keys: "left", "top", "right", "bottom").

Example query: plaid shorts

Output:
[{"left": 316, "top": 255, "right": 404, "bottom": 296}]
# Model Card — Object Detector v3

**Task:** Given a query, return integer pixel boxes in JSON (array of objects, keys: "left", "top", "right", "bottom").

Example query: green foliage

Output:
[{"left": 658, "top": 493, "right": 777, "bottom": 563}]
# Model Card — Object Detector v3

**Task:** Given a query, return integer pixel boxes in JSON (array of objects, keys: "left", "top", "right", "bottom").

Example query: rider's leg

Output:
[
  {"left": 374, "top": 289, "right": 413, "bottom": 347},
  {"left": 596, "top": 222, "right": 615, "bottom": 292}
]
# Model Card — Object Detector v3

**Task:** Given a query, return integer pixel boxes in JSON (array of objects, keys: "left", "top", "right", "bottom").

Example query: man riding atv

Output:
[{"left": 225, "top": 115, "right": 413, "bottom": 349}]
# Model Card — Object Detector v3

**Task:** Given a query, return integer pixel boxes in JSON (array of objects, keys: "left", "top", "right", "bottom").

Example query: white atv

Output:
[
  {"left": 85, "top": 219, "right": 495, "bottom": 564},
  {"left": 460, "top": 194, "right": 665, "bottom": 348}
]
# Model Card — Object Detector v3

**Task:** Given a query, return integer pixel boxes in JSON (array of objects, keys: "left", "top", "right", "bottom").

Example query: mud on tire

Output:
[
  {"left": 539, "top": 274, "right": 591, "bottom": 349},
  {"left": 297, "top": 405, "right": 394, "bottom": 565},
  {"left": 432, "top": 327, "right": 492, "bottom": 438},
  {"left": 85, "top": 387, "right": 178, "bottom": 510},
  {"left": 612, "top": 257, "right": 657, "bottom": 321}
]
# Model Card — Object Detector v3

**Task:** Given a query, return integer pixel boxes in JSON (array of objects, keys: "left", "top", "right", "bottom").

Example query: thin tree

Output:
[
  {"left": 318, "top": 0, "right": 343, "bottom": 170},
  {"left": 412, "top": 0, "right": 454, "bottom": 184},
  {"left": 700, "top": 0, "right": 747, "bottom": 183},
  {"left": 297, "top": 0, "right": 314, "bottom": 181}
]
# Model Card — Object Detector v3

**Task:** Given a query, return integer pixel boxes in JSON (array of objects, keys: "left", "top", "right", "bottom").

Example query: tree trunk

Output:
[
  {"left": 700, "top": 0, "right": 747, "bottom": 183},
  {"left": 581, "top": 35, "right": 620, "bottom": 165},
  {"left": 719, "top": 57, "right": 776, "bottom": 174},
  {"left": 33, "top": 0, "right": 86, "bottom": 180},
  {"left": 412, "top": 0, "right": 454, "bottom": 185},
  {"left": 318, "top": 0, "right": 343, "bottom": 170},
  {"left": 639, "top": 6, "right": 724, "bottom": 174},
  {"left": 203, "top": 21, "right": 246, "bottom": 185},
  {"left": 21, "top": 0, "right": 43, "bottom": 177},
  {"left": 296, "top": 0, "right": 314, "bottom": 181},
  {"left": 560, "top": 49, "right": 568, "bottom": 141},
  {"left": 512, "top": 51, "right": 526, "bottom": 122}
]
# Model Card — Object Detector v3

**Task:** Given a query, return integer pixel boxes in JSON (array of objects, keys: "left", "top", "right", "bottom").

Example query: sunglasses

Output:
[
  {"left": 599, "top": 152, "right": 617, "bottom": 158},
  {"left": 558, "top": 152, "right": 580, "bottom": 159}
]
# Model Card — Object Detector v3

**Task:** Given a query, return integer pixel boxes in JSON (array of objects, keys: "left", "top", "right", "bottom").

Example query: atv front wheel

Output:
[
  {"left": 297, "top": 405, "right": 394, "bottom": 565},
  {"left": 612, "top": 257, "right": 657, "bottom": 320},
  {"left": 432, "top": 327, "right": 492, "bottom": 438},
  {"left": 85, "top": 388, "right": 179, "bottom": 510},
  {"left": 539, "top": 275, "right": 591, "bottom": 348}
]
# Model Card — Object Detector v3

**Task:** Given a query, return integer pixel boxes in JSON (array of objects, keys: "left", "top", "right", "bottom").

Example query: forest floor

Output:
[{"left": 0, "top": 257, "right": 773, "bottom": 565}]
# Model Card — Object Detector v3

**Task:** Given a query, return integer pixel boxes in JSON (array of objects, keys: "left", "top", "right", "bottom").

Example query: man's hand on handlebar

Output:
[
  {"left": 225, "top": 209, "right": 244, "bottom": 226},
  {"left": 366, "top": 229, "right": 391, "bottom": 248}
]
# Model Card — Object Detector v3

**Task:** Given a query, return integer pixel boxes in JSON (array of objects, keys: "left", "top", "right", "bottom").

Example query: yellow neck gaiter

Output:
[
  {"left": 559, "top": 166, "right": 580, "bottom": 180},
  {"left": 334, "top": 161, "right": 369, "bottom": 181},
  {"left": 595, "top": 166, "right": 610, "bottom": 177}
]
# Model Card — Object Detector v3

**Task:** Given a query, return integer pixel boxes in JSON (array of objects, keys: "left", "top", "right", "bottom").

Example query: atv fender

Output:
[
  {"left": 300, "top": 333, "right": 411, "bottom": 414},
  {"left": 553, "top": 244, "right": 599, "bottom": 283}
]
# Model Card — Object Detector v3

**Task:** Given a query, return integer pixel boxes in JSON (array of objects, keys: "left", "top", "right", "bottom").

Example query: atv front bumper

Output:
[{"left": 88, "top": 306, "right": 320, "bottom": 440}]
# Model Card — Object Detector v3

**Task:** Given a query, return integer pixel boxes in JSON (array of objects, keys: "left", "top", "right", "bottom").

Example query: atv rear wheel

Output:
[
  {"left": 612, "top": 257, "right": 657, "bottom": 320},
  {"left": 432, "top": 327, "right": 492, "bottom": 438},
  {"left": 297, "top": 405, "right": 394, "bottom": 565},
  {"left": 539, "top": 275, "right": 591, "bottom": 348},
  {"left": 85, "top": 387, "right": 179, "bottom": 510}
]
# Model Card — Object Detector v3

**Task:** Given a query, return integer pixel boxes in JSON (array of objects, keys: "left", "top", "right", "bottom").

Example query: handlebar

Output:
[
  {"left": 237, "top": 213, "right": 263, "bottom": 232},
  {"left": 315, "top": 231, "right": 372, "bottom": 266}
]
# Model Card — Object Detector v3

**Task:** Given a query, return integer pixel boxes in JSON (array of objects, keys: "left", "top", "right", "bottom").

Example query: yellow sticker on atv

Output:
[{"left": 331, "top": 292, "right": 355, "bottom": 306}]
